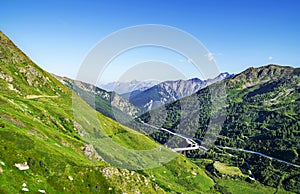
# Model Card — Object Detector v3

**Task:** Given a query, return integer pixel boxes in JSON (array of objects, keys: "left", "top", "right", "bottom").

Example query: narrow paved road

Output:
[
  {"left": 216, "top": 145, "right": 300, "bottom": 168},
  {"left": 138, "top": 118, "right": 300, "bottom": 168},
  {"left": 139, "top": 118, "right": 206, "bottom": 151}
]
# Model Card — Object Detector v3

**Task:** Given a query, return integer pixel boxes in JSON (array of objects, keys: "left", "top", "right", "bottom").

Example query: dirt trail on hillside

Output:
[{"left": 26, "top": 95, "right": 59, "bottom": 99}]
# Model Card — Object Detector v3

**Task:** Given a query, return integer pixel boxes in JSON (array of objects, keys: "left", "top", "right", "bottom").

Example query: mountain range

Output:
[
  {"left": 0, "top": 30, "right": 299, "bottom": 193},
  {"left": 54, "top": 73, "right": 234, "bottom": 118},
  {"left": 122, "top": 72, "right": 233, "bottom": 110},
  {"left": 99, "top": 80, "right": 159, "bottom": 94}
]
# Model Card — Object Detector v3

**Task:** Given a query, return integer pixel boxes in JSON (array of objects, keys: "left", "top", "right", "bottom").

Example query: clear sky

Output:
[{"left": 1, "top": 0, "right": 300, "bottom": 82}]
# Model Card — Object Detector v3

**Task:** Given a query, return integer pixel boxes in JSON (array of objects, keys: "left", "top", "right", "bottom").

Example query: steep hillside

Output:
[
  {"left": 0, "top": 31, "right": 218, "bottom": 193},
  {"left": 53, "top": 75, "right": 142, "bottom": 121},
  {"left": 139, "top": 65, "right": 300, "bottom": 192}
]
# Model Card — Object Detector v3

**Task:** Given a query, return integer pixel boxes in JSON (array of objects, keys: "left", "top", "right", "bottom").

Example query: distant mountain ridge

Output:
[
  {"left": 124, "top": 72, "right": 233, "bottom": 110},
  {"left": 99, "top": 80, "right": 159, "bottom": 94}
]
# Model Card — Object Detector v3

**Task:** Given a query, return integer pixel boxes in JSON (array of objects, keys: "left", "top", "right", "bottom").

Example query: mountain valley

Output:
[{"left": 0, "top": 30, "right": 299, "bottom": 193}]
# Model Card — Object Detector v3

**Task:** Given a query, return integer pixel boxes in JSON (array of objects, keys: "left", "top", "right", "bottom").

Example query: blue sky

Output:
[{"left": 1, "top": 0, "right": 300, "bottom": 82}]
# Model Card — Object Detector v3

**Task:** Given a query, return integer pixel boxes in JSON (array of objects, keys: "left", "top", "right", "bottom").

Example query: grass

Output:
[
  {"left": 213, "top": 161, "right": 245, "bottom": 177},
  {"left": 144, "top": 156, "right": 215, "bottom": 193},
  {"left": 0, "top": 60, "right": 216, "bottom": 193},
  {"left": 216, "top": 179, "right": 278, "bottom": 194}
]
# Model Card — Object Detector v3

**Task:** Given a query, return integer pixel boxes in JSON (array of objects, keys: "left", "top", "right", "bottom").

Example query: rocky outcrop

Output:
[
  {"left": 15, "top": 163, "right": 29, "bottom": 170},
  {"left": 82, "top": 144, "right": 103, "bottom": 161}
]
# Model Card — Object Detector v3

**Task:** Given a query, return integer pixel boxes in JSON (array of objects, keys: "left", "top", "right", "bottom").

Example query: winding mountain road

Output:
[
  {"left": 138, "top": 118, "right": 300, "bottom": 168},
  {"left": 139, "top": 118, "right": 207, "bottom": 151}
]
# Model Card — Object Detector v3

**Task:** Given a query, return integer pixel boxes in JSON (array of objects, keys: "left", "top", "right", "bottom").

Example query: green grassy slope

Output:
[
  {"left": 53, "top": 75, "right": 143, "bottom": 122},
  {"left": 0, "top": 31, "right": 216, "bottom": 193}
]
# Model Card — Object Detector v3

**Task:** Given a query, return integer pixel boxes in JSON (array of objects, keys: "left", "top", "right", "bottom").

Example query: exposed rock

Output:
[
  {"left": 78, "top": 130, "right": 86, "bottom": 137},
  {"left": 22, "top": 183, "right": 27, "bottom": 187},
  {"left": 1, "top": 114, "right": 24, "bottom": 127},
  {"left": 8, "top": 83, "right": 21, "bottom": 94},
  {"left": 144, "top": 178, "right": 150, "bottom": 186},
  {"left": 38, "top": 189, "right": 46, "bottom": 193},
  {"left": 191, "top": 171, "right": 197, "bottom": 176},
  {"left": 22, "top": 188, "right": 29, "bottom": 192},
  {"left": 15, "top": 163, "right": 29, "bottom": 170},
  {"left": 0, "top": 72, "right": 13, "bottom": 82},
  {"left": 61, "top": 141, "right": 69, "bottom": 147},
  {"left": 68, "top": 175, "right": 73, "bottom": 181},
  {"left": 82, "top": 144, "right": 103, "bottom": 161},
  {"left": 28, "top": 66, "right": 41, "bottom": 77},
  {"left": 102, "top": 167, "right": 120, "bottom": 178},
  {"left": 0, "top": 167, "right": 3, "bottom": 173},
  {"left": 73, "top": 121, "right": 83, "bottom": 132},
  {"left": 101, "top": 167, "right": 153, "bottom": 193},
  {"left": 18, "top": 67, "right": 26, "bottom": 73}
]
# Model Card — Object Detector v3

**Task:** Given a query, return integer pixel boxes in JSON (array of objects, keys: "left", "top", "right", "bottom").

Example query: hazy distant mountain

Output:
[
  {"left": 99, "top": 80, "right": 159, "bottom": 94},
  {"left": 206, "top": 72, "right": 234, "bottom": 84},
  {"left": 124, "top": 72, "right": 233, "bottom": 110}
]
